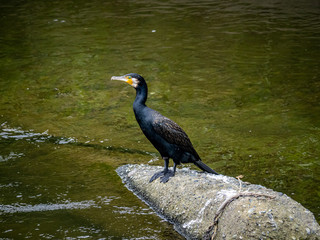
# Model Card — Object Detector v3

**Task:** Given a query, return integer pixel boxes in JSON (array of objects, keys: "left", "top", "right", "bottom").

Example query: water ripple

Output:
[
  {"left": 0, "top": 122, "right": 154, "bottom": 156},
  {"left": 0, "top": 122, "right": 76, "bottom": 144},
  {"left": 0, "top": 196, "right": 113, "bottom": 214},
  {"left": 0, "top": 151, "right": 24, "bottom": 162}
]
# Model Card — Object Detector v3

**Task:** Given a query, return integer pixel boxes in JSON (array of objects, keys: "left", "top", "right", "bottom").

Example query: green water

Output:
[{"left": 1, "top": 0, "right": 319, "bottom": 238}]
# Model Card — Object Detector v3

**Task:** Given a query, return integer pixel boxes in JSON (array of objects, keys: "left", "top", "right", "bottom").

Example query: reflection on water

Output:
[{"left": 0, "top": 0, "right": 319, "bottom": 238}]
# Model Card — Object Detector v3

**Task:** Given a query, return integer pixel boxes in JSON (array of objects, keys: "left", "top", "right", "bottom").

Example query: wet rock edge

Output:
[{"left": 116, "top": 164, "right": 320, "bottom": 240}]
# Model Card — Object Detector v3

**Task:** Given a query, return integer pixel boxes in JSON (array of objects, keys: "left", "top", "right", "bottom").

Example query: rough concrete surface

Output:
[{"left": 116, "top": 164, "right": 320, "bottom": 240}]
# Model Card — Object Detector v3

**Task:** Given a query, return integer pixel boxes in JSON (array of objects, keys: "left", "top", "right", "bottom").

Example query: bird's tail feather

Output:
[{"left": 194, "top": 160, "right": 219, "bottom": 175}]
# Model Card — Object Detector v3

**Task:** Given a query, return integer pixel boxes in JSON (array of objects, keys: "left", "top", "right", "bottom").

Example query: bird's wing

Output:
[{"left": 151, "top": 111, "right": 196, "bottom": 153}]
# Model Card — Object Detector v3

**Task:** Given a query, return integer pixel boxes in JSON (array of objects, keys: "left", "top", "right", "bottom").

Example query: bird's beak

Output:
[{"left": 111, "top": 75, "right": 133, "bottom": 86}]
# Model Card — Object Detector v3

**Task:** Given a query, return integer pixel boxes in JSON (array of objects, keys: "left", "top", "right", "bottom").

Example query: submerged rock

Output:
[{"left": 116, "top": 164, "right": 320, "bottom": 240}]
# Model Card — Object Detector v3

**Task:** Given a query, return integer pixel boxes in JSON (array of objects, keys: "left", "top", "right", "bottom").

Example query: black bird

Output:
[{"left": 111, "top": 73, "right": 218, "bottom": 183}]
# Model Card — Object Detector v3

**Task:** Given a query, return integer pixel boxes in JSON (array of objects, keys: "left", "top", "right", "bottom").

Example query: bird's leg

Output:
[
  {"left": 163, "top": 157, "right": 169, "bottom": 173},
  {"left": 172, "top": 162, "right": 177, "bottom": 175},
  {"left": 149, "top": 157, "right": 170, "bottom": 183},
  {"left": 160, "top": 162, "right": 177, "bottom": 183}
]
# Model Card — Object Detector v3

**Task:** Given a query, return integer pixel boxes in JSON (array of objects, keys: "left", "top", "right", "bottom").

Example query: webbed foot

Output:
[
  {"left": 149, "top": 171, "right": 165, "bottom": 183},
  {"left": 159, "top": 170, "right": 175, "bottom": 183},
  {"left": 149, "top": 170, "right": 175, "bottom": 183}
]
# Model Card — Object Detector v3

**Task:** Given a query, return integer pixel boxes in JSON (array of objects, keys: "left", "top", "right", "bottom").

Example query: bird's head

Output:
[{"left": 111, "top": 73, "right": 145, "bottom": 89}]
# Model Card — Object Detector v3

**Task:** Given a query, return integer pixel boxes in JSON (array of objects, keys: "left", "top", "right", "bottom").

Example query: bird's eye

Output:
[{"left": 127, "top": 76, "right": 132, "bottom": 79}]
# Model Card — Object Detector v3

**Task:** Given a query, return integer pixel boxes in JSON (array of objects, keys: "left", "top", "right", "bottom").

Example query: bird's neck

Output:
[{"left": 134, "top": 84, "right": 148, "bottom": 107}]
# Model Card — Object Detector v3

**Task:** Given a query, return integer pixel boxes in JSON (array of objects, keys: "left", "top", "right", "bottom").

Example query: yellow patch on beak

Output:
[{"left": 126, "top": 76, "right": 133, "bottom": 86}]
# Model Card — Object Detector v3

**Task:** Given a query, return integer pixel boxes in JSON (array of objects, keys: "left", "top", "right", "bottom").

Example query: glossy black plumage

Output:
[{"left": 112, "top": 73, "right": 218, "bottom": 183}]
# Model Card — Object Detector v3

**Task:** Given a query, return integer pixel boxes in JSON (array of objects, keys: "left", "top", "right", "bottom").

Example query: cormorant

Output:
[{"left": 111, "top": 73, "right": 218, "bottom": 183}]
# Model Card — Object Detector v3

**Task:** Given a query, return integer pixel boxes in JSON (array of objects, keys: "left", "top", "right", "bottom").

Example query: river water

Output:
[{"left": 1, "top": 0, "right": 319, "bottom": 239}]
